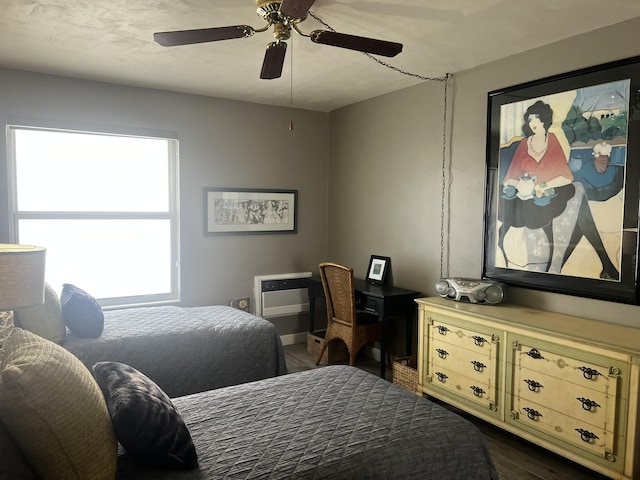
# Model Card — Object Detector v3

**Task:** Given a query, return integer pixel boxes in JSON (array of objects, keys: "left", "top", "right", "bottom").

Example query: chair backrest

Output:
[{"left": 319, "top": 262, "right": 356, "bottom": 328}]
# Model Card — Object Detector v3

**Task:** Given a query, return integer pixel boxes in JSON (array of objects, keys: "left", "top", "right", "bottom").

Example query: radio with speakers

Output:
[{"left": 435, "top": 277, "right": 505, "bottom": 305}]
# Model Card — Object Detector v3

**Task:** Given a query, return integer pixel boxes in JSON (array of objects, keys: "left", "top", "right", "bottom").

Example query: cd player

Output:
[{"left": 435, "top": 277, "right": 505, "bottom": 305}]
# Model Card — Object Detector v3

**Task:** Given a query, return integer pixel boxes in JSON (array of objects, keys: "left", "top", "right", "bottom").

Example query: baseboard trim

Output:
[{"left": 280, "top": 332, "right": 308, "bottom": 346}]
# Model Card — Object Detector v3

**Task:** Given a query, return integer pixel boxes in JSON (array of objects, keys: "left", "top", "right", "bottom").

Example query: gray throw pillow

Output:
[{"left": 92, "top": 361, "right": 198, "bottom": 470}]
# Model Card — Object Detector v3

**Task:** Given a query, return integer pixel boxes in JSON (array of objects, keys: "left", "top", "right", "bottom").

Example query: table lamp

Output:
[{"left": 0, "top": 244, "right": 46, "bottom": 322}]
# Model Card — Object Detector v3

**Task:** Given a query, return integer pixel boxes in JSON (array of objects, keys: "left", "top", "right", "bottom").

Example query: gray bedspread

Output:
[
  {"left": 116, "top": 366, "right": 499, "bottom": 479},
  {"left": 64, "top": 305, "right": 287, "bottom": 398}
]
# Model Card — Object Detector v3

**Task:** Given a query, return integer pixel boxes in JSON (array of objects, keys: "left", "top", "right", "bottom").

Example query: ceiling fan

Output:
[{"left": 153, "top": 0, "right": 403, "bottom": 80}]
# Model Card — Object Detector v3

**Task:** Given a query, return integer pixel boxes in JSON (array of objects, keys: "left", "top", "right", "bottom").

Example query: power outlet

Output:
[{"left": 230, "top": 297, "right": 250, "bottom": 312}]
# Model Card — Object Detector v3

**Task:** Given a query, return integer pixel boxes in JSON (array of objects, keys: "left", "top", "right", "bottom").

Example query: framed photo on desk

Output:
[{"left": 367, "top": 255, "right": 390, "bottom": 284}]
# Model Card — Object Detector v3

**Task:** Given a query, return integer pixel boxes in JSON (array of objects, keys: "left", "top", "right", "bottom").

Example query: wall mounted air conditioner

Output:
[{"left": 253, "top": 272, "right": 312, "bottom": 318}]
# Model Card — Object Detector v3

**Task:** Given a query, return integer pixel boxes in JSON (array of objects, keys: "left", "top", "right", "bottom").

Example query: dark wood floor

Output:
[{"left": 284, "top": 342, "right": 610, "bottom": 480}]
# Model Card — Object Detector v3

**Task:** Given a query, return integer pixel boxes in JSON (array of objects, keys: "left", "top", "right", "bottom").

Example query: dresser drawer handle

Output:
[
  {"left": 436, "top": 348, "right": 449, "bottom": 359},
  {"left": 471, "top": 360, "right": 486, "bottom": 372},
  {"left": 435, "top": 372, "right": 448, "bottom": 383},
  {"left": 523, "top": 407, "right": 543, "bottom": 421},
  {"left": 578, "top": 366, "right": 602, "bottom": 380},
  {"left": 436, "top": 325, "right": 450, "bottom": 335},
  {"left": 525, "top": 348, "right": 544, "bottom": 359},
  {"left": 577, "top": 397, "right": 601, "bottom": 411},
  {"left": 470, "top": 386, "right": 485, "bottom": 397},
  {"left": 471, "top": 335, "right": 487, "bottom": 346},
  {"left": 575, "top": 428, "right": 599, "bottom": 443},
  {"left": 524, "top": 379, "right": 543, "bottom": 392}
]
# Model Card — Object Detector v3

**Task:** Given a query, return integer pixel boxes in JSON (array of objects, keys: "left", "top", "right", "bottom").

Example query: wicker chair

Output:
[{"left": 315, "top": 262, "right": 381, "bottom": 366}]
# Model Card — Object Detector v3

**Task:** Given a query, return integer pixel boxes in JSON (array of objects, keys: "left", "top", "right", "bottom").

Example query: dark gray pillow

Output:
[
  {"left": 60, "top": 283, "right": 104, "bottom": 338},
  {"left": 91, "top": 362, "right": 198, "bottom": 470}
]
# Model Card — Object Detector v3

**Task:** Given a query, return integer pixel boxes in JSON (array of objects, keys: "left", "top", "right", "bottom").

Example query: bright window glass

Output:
[{"left": 8, "top": 125, "right": 180, "bottom": 306}]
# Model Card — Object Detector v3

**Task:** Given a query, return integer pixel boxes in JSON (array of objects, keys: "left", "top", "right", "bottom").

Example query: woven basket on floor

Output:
[{"left": 392, "top": 356, "right": 418, "bottom": 393}]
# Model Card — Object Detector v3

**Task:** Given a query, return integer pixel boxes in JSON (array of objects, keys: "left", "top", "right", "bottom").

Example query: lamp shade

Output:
[{"left": 0, "top": 244, "right": 46, "bottom": 311}]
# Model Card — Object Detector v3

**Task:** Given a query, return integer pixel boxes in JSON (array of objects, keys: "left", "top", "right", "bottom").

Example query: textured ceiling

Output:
[{"left": 2, "top": 1, "right": 640, "bottom": 112}]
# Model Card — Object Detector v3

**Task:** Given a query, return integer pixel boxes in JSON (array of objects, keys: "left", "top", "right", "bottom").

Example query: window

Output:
[{"left": 7, "top": 124, "right": 180, "bottom": 307}]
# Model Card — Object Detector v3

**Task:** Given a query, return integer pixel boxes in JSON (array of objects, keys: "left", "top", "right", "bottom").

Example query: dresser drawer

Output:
[
  {"left": 428, "top": 318, "right": 497, "bottom": 360},
  {"left": 429, "top": 336, "right": 495, "bottom": 384},
  {"left": 512, "top": 365, "right": 616, "bottom": 432},
  {"left": 511, "top": 396, "right": 616, "bottom": 457},
  {"left": 512, "top": 341, "right": 617, "bottom": 396},
  {"left": 427, "top": 364, "right": 497, "bottom": 410}
]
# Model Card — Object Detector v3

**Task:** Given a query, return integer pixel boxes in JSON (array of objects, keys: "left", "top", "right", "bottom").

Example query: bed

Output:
[
  {"left": 116, "top": 365, "right": 499, "bottom": 479},
  {"left": 64, "top": 305, "right": 287, "bottom": 398}
]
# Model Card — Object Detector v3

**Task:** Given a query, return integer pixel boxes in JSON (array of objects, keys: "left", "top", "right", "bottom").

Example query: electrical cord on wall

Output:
[
  {"left": 289, "top": 33, "right": 295, "bottom": 131},
  {"left": 440, "top": 74, "right": 451, "bottom": 278}
]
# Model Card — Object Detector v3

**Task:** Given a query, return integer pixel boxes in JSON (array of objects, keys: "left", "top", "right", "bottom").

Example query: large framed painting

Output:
[
  {"left": 483, "top": 56, "right": 640, "bottom": 304},
  {"left": 204, "top": 188, "right": 298, "bottom": 235}
]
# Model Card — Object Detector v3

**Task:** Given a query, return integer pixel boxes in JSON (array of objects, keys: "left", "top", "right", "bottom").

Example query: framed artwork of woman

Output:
[{"left": 483, "top": 55, "right": 640, "bottom": 304}]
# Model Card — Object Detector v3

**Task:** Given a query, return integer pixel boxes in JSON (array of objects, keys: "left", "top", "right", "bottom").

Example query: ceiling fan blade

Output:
[
  {"left": 154, "top": 26, "right": 255, "bottom": 47},
  {"left": 310, "top": 30, "right": 402, "bottom": 57},
  {"left": 280, "top": 0, "right": 316, "bottom": 19},
  {"left": 260, "top": 42, "right": 287, "bottom": 79}
]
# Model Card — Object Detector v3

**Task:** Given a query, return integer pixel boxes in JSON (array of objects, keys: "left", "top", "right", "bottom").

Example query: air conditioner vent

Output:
[{"left": 253, "top": 272, "right": 312, "bottom": 318}]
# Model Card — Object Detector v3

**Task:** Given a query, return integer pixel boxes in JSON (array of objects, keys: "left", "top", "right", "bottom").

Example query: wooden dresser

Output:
[{"left": 416, "top": 297, "right": 640, "bottom": 480}]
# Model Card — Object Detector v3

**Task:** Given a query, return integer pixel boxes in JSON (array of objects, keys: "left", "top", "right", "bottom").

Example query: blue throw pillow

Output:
[
  {"left": 60, "top": 284, "right": 104, "bottom": 338},
  {"left": 91, "top": 362, "right": 198, "bottom": 470}
]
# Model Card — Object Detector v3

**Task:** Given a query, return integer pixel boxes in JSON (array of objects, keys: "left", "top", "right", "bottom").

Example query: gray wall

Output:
[
  {"left": 0, "top": 69, "right": 329, "bottom": 334},
  {"left": 328, "top": 16, "right": 640, "bottom": 328},
  {"left": 328, "top": 79, "right": 446, "bottom": 290}
]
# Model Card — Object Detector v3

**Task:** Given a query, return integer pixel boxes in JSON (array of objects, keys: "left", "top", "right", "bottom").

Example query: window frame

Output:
[{"left": 6, "top": 119, "right": 181, "bottom": 308}]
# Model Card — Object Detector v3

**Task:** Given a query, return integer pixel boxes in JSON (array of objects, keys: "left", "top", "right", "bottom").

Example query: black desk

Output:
[{"left": 307, "top": 276, "right": 420, "bottom": 378}]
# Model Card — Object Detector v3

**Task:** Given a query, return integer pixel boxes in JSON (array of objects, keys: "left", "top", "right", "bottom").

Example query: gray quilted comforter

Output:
[
  {"left": 64, "top": 305, "right": 287, "bottom": 397},
  {"left": 116, "top": 366, "right": 499, "bottom": 479}
]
